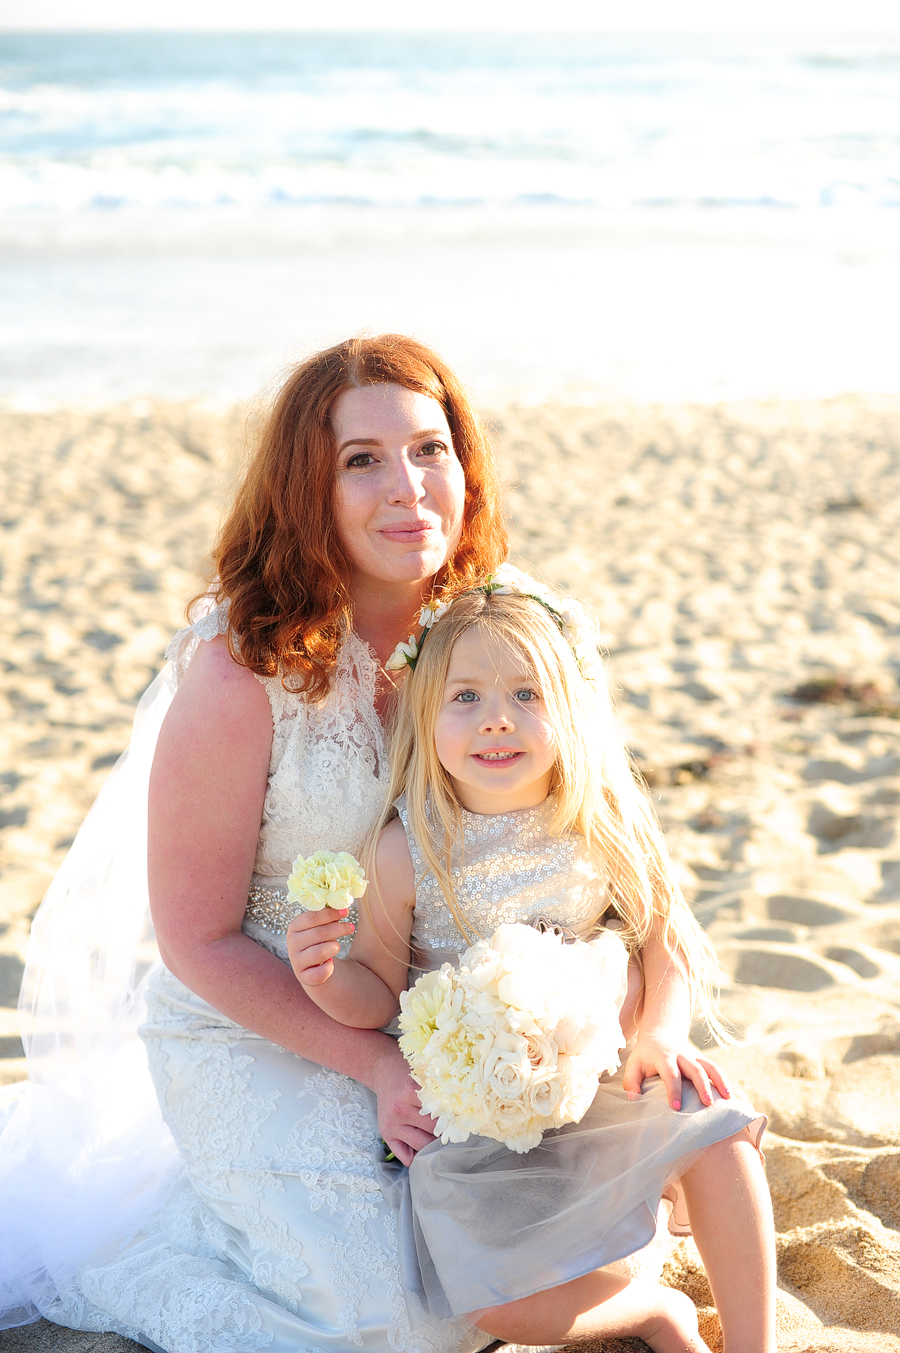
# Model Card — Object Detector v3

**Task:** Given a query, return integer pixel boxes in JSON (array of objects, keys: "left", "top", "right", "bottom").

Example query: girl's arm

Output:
[
  {"left": 149, "top": 636, "right": 431, "bottom": 1165},
  {"left": 621, "top": 929, "right": 732, "bottom": 1112},
  {"left": 286, "top": 818, "right": 416, "bottom": 1029}
]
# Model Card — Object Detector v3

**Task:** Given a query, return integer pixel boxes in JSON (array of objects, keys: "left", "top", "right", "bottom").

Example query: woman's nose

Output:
[{"left": 388, "top": 453, "right": 425, "bottom": 505}]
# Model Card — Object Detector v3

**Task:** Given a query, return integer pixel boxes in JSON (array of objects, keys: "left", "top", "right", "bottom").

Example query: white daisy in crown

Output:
[{"left": 386, "top": 565, "right": 602, "bottom": 680}]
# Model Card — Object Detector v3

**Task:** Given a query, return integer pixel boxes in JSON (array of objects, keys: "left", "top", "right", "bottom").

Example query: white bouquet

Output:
[
  {"left": 286, "top": 850, "right": 368, "bottom": 911},
  {"left": 398, "top": 922, "right": 628, "bottom": 1154}
]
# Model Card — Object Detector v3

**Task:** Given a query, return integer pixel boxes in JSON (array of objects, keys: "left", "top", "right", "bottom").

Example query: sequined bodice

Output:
[{"left": 396, "top": 796, "right": 608, "bottom": 967}]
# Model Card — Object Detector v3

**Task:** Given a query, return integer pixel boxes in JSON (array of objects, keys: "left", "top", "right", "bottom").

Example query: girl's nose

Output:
[{"left": 480, "top": 701, "right": 512, "bottom": 733}]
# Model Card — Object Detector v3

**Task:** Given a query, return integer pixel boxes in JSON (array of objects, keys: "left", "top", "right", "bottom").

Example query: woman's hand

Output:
[
  {"left": 622, "top": 1033, "right": 732, "bottom": 1112},
  {"left": 286, "top": 907, "right": 355, "bottom": 987},
  {"left": 370, "top": 1041, "right": 437, "bottom": 1167}
]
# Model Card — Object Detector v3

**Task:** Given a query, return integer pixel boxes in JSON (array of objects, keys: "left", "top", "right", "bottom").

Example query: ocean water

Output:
[{"left": 2, "top": 30, "right": 899, "bottom": 405}]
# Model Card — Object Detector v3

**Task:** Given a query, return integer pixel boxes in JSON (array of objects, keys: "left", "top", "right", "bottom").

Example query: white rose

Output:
[
  {"left": 487, "top": 1095, "right": 543, "bottom": 1153},
  {"left": 479, "top": 1031, "right": 531, "bottom": 1100},
  {"left": 524, "top": 1032, "right": 558, "bottom": 1071},
  {"left": 526, "top": 1073, "right": 565, "bottom": 1118}
]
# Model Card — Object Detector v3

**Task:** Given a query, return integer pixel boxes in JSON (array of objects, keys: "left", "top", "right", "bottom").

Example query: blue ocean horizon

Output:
[{"left": 2, "top": 29, "right": 899, "bottom": 405}]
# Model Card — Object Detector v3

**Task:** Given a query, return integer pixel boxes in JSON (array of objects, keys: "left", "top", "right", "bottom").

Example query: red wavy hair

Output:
[{"left": 205, "top": 334, "right": 508, "bottom": 700}]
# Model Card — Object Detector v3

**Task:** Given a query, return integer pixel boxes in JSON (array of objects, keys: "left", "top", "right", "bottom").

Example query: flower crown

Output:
[{"left": 385, "top": 563, "right": 601, "bottom": 679}]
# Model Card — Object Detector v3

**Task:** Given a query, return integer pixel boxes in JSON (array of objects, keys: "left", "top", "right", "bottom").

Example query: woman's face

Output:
[{"left": 331, "top": 383, "right": 466, "bottom": 600}]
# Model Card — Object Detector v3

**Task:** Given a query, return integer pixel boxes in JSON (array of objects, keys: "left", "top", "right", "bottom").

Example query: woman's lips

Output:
[{"left": 378, "top": 520, "right": 433, "bottom": 542}]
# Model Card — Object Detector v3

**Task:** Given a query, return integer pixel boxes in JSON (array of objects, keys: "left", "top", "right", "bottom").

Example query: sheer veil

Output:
[{"left": 0, "top": 664, "right": 182, "bottom": 1328}]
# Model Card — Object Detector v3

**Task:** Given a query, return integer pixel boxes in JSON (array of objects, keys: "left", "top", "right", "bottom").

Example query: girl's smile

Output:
[{"left": 434, "top": 627, "right": 557, "bottom": 814}]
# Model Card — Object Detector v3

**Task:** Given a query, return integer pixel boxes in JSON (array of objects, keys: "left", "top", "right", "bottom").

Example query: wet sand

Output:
[{"left": 2, "top": 395, "right": 899, "bottom": 1351}]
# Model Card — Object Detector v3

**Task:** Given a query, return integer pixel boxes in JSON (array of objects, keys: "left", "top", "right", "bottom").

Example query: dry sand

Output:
[{"left": 2, "top": 395, "right": 900, "bottom": 1352}]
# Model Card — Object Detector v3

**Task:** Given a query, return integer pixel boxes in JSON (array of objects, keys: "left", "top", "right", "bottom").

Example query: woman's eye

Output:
[
  {"left": 346, "top": 452, "right": 376, "bottom": 469},
  {"left": 418, "top": 440, "right": 447, "bottom": 458}
]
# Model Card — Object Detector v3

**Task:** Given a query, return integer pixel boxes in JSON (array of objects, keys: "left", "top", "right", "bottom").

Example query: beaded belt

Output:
[
  {"left": 244, "top": 884, "right": 306, "bottom": 936},
  {"left": 246, "top": 892, "right": 616, "bottom": 941}
]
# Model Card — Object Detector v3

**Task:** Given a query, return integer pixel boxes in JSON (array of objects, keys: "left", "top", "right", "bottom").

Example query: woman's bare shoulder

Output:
[
  {"left": 184, "top": 633, "right": 269, "bottom": 695},
  {"left": 166, "top": 633, "right": 273, "bottom": 750}
]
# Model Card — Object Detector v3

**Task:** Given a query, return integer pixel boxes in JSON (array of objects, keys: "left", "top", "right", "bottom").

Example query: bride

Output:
[
  {"left": 1, "top": 333, "right": 775, "bottom": 1353},
  {"left": 0, "top": 334, "right": 507, "bottom": 1353}
]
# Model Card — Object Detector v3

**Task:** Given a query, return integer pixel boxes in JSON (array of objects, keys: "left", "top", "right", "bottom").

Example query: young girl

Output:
[{"left": 287, "top": 572, "right": 775, "bottom": 1353}]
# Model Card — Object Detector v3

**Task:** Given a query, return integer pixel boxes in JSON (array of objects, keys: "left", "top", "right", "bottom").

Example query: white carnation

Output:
[{"left": 286, "top": 850, "right": 368, "bottom": 912}]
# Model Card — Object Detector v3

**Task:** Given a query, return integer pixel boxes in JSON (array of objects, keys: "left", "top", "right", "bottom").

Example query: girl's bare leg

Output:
[
  {"left": 679, "top": 1132, "right": 777, "bottom": 1353},
  {"left": 471, "top": 1271, "right": 711, "bottom": 1353}
]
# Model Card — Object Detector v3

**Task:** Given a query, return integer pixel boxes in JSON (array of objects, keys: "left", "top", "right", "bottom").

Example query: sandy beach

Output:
[{"left": 2, "top": 395, "right": 900, "bottom": 1352}]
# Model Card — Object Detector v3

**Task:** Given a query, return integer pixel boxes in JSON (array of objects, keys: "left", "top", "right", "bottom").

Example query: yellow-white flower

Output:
[{"left": 286, "top": 850, "right": 368, "bottom": 911}]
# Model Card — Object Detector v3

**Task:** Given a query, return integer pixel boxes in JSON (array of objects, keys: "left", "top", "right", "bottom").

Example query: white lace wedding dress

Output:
[{"left": 0, "top": 606, "right": 481, "bottom": 1353}]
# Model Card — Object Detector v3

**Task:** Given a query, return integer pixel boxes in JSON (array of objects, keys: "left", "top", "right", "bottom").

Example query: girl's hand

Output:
[
  {"left": 286, "top": 907, "right": 355, "bottom": 987},
  {"left": 370, "top": 1041, "right": 437, "bottom": 1167},
  {"left": 622, "top": 1034, "right": 732, "bottom": 1111}
]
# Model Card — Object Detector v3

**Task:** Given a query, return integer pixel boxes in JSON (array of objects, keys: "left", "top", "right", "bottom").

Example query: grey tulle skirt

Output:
[{"left": 379, "top": 1067, "right": 765, "bottom": 1321}]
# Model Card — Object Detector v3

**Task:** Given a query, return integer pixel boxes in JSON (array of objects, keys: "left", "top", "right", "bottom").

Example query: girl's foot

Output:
[
  {"left": 472, "top": 1276, "right": 710, "bottom": 1353},
  {"left": 638, "top": 1287, "right": 712, "bottom": 1353}
]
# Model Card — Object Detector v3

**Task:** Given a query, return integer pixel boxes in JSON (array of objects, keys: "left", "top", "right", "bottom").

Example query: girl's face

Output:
[
  {"left": 434, "top": 626, "right": 557, "bottom": 815},
  {"left": 330, "top": 383, "right": 466, "bottom": 603}
]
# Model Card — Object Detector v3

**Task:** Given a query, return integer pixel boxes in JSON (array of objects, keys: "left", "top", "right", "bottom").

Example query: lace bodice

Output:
[
  {"left": 396, "top": 795, "right": 608, "bottom": 963},
  {"left": 166, "top": 603, "right": 390, "bottom": 955}
]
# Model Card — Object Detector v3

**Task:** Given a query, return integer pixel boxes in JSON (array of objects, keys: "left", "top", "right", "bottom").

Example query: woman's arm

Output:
[
  {"left": 148, "top": 635, "right": 431, "bottom": 1163},
  {"left": 286, "top": 817, "right": 416, "bottom": 1028},
  {"left": 620, "top": 929, "right": 732, "bottom": 1111}
]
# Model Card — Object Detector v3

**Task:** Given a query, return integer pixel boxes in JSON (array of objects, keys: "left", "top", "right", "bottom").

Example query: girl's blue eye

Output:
[
  {"left": 454, "top": 690, "right": 478, "bottom": 703},
  {"left": 514, "top": 689, "right": 539, "bottom": 702}
]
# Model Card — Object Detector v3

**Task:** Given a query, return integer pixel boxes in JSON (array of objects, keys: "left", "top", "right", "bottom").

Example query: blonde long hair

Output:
[{"left": 369, "top": 589, "right": 727, "bottom": 1041}]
